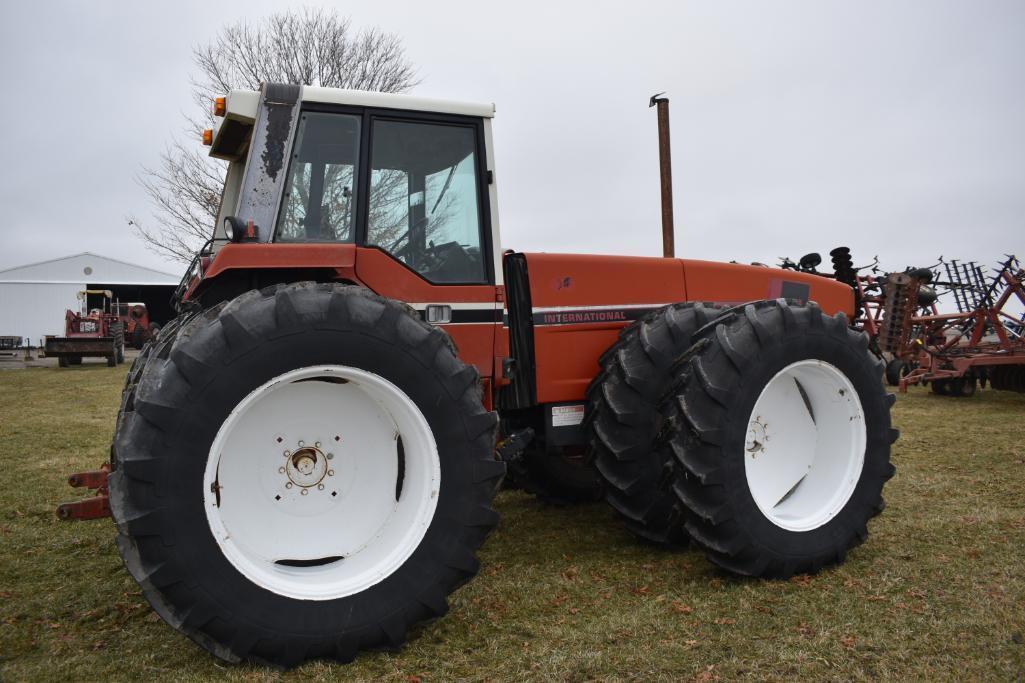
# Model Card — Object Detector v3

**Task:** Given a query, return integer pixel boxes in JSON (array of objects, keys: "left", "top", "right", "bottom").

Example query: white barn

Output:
[{"left": 0, "top": 253, "right": 181, "bottom": 346}]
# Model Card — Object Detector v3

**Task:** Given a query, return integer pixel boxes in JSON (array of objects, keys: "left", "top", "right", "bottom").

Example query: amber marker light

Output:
[
  {"left": 214, "top": 97, "right": 226, "bottom": 117},
  {"left": 202, "top": 129, "right": 213, "bottom": 146}
]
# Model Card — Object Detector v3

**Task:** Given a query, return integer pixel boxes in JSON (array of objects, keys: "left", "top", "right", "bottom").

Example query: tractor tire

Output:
[
  {"left": 68, "top": 355, "right": 82, "bottom": 366},
  {"left": 112, "top": 313, "right": 194, "bottom": 471},
  {"left": 930, "top": 379, "right": 949, "bottom": 396},
  {"left": 58, "top": 355, "right": 69, "bottom": 368},
  {"left": 132, "top": 326, "right": 145, "bottom": 349},
  {"left": 664, "top": 300, "right": 897, "bottom": 578},
  {"left": 106, "top": 343, "right": 117, "bottom": 367},
  {"left": 108, "top": 283, "right": 503, "bottom": 667},
  {"left": 586, "top": 302, "right": 723, "bottom": 546},
  {"left": 884, "top": 359, "right": 908, "bottom": 387}
]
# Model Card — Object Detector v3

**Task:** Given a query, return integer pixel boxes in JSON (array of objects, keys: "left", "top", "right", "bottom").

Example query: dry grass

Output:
[{"left": 1, "top": 363, "right": 1023, "bottom": 681}]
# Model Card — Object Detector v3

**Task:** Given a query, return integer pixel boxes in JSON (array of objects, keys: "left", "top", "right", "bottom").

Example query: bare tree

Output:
[{"left": 131, "top": 8, "right": 418, "bottom": 263}]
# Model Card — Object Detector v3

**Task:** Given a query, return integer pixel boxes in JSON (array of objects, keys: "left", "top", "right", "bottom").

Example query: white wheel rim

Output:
[
  {"left": 203, "top": 365, "right": 440, "bottom": 600},
  {"left": 743, "top": 360, "right": 865, "bottom": 532}
]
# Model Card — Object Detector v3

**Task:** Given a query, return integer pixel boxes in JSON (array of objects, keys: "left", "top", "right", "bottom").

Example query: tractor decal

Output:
[{"left": 532, "top": 304, "right": 669, "bottom": 326}]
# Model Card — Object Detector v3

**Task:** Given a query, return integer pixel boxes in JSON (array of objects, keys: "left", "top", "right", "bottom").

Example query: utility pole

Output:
[{"left": 649, "top": 92, "right": 674, "bottom": 258}]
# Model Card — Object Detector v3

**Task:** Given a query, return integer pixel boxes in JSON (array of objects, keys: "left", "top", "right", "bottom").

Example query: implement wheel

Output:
[
  {"left": 884, "top": 359, "right": 908, "bottom": 387},
  {"left": 109, "top": 283, "right": 502, "bottom": 667},
  {"left": 665, "top": 300, "right": 897, "bottom": 577}
]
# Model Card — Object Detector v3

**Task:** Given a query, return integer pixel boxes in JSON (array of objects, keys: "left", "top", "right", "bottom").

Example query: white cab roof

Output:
[{"left": 223, "top": 86, "right": 495, "bottom": 122}]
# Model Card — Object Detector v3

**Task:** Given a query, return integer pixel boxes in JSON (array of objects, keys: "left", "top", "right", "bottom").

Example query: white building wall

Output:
[{"left": 0, "top": 282, "right": 85, "bottom": 346}]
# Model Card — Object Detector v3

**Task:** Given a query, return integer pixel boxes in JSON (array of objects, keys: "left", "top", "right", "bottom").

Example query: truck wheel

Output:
[
  {"left": 58, "top": 356, "right": 69, "bottom": 368},
  {"left": 586, "top": 302, "right": 723, "bottom": 545},
  {"left": 108, "top": 283, "right": 502, "bottom": 667},
  {"left": 68, "top": 355, "right": 82, "bottom": 366},
  {"left": 665, "top": 300, "right": 897, "bottom": 577}
]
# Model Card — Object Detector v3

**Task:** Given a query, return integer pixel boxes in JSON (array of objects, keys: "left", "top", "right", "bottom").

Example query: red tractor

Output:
[
  {"left": 113, "top": 302, "right": 161, "bottom": 349},
  {"left": 71, "top": 85, "right": 896, "bottom": 667},
  {"left": 44, "top": 290, "right": 125, "bottom": 367}
]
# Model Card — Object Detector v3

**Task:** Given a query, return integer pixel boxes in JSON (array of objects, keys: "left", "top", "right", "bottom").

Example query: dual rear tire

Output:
[{"left": 588, "top": 299, "right": 897, "bottom": 577}]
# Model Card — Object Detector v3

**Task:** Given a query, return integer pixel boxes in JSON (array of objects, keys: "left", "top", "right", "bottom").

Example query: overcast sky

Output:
[{"left": 1, "top": 1, "right": 1022, "bottom": 284}]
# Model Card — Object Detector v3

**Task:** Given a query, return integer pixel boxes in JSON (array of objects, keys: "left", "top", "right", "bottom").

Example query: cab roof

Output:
[{"left": 221, "top": 85, "right": 496, "bottom": 124}]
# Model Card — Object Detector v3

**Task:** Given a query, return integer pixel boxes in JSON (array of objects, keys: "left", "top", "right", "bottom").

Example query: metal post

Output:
[{"left": 649, "top": 93, "right": 675, "bottom": 258}]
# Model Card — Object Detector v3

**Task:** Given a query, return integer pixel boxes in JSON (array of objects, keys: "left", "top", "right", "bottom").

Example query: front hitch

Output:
[{"left": 56, "top": 462, "right": 112, "bottom": 520}]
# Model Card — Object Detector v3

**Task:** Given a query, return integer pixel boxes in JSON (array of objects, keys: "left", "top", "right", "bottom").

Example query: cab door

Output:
[{"left": 353, "top": 114, "right": 499, "bottom": 383}]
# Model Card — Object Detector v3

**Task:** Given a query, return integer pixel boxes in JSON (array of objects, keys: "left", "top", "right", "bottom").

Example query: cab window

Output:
[
  {"left": 366, "top": 120, "right": 486, "bottom": 283},
  {"left": 275, "top": 113, "right": 360, "bottom": 242}
]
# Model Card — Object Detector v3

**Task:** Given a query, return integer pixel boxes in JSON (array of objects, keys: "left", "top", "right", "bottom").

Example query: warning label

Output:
[{"left": 551, "top": 404, "right": 585, "bottom": 428}]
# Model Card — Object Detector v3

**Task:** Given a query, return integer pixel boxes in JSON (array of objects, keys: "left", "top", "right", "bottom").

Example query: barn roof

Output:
[{"left": 0, "top": 252, "right": 180, "bottom": 285}]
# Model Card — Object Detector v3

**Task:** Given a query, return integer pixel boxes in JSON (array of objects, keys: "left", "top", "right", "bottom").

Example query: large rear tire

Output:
[
  {"left": 665, "top": 300, "right": 897, "bottom": 577},
  {"left": 109, "top": 283, "right": 503, "bottom": 667},
  {"left": 586, "top": 302, "right": 723, "bottom": 545}
]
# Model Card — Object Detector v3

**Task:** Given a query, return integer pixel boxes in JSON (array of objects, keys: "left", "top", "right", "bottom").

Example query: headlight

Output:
[
  {"left": 223, "top": 216, "right": 256, "bottom": 242},
  {"left": 223, "top": 216, "right": 238, "bottom": 241}
]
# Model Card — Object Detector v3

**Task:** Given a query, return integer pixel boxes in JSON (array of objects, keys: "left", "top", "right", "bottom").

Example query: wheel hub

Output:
[
  {"left": 283, "top": 444, "right": 331, "bottom": 489},
  {"left": 745, "top": 417, "right": 768, "bottom": 457}
]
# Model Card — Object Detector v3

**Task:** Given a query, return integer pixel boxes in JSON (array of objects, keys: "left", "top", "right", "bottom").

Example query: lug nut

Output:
[
  {"left": 301, "top": 489, "right": 309, "bottom": 496},
  {"left": 328, "top": 469, "right": 335, "bottom": 477},
  {"left": 285, "top": 482, "right": 293, "bottom": 489},
  {"left": 315, "top": 441, "right": 321, "bottom": 448},
  {"left": 278, "top": 467, "right": 285, "bottom": 474},
  {"left": 283, "top": 450, "right": 291, "bottom": 457},
  {"left": 326, "top": 453, "right": 334, "bottom": 460},
  {"left": 318, "top": 484, "right": 325, "bottom": 490},
  {"left": 298, "top": 440, "right": 305, "bottom": 447}
]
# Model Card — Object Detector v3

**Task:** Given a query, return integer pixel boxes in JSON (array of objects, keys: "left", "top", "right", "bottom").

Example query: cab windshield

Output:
[{"left": 275, "top": 113, "right": 360, "bottom": 242}]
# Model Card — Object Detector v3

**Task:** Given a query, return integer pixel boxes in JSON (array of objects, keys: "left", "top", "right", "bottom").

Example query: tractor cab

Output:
[{"left": 199, "top": 84, "right": 499, "bottom": 288}]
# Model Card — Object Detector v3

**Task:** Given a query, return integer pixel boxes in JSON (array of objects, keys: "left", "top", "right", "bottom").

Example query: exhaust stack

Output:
[{"left": 649, "top": 92, "right": 674, "bottom": 258}]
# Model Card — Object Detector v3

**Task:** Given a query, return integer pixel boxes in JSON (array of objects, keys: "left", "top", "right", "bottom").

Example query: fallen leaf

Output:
[
  {"left": 671, "top": 601, "right": 694, "bottom": 614},
  {"left": 797, "top": 622, "right": 816, "bottom": 638}
]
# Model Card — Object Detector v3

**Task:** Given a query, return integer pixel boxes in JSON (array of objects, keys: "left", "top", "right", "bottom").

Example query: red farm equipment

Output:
[
  {"left": 44, "top": 290, "right": 125, "bottom": 367},
  {"left": 781, "top": 248, "right": 1025, "bottom": 395},
  {"left": 113, "top": 302, "right": 161, "bottom": 349},
  {"left": 881, "top": 255, "right": 1025, "bottom": 396},
  {"left": 58, "top": 85, "right": 899, "bottom": 667}
]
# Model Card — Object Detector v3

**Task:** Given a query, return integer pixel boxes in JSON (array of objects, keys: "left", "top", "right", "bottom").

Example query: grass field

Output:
[{"left": 1, "top": 362, "right": 1023, "bottom": 681}]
